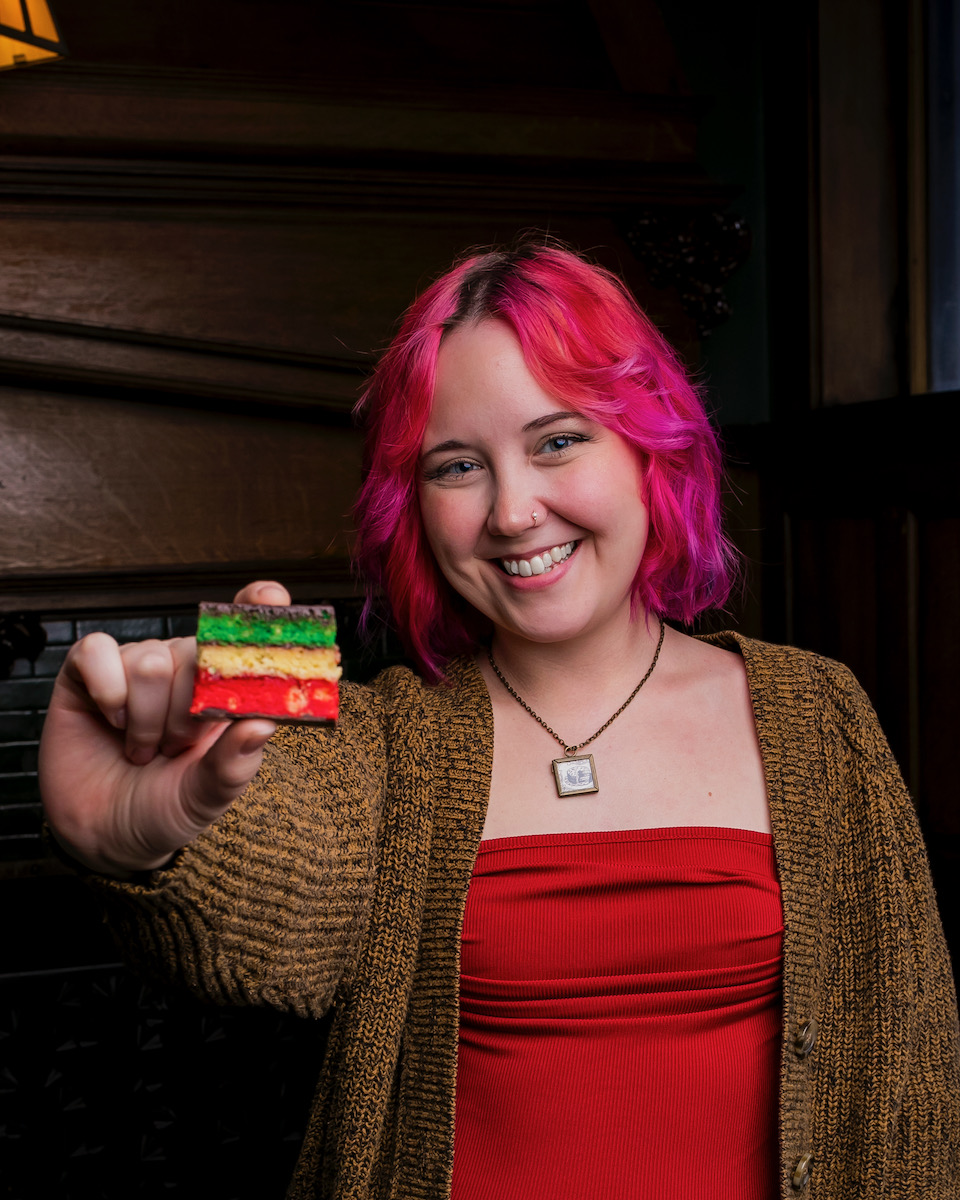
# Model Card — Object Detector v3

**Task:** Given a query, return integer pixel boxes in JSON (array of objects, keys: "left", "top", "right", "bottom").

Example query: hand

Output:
[{"left": 39, "top": 581, "right": 291, "bottom": 878}]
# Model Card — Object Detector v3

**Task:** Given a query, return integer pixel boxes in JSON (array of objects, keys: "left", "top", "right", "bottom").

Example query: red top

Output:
[{"left": 452, "top": 827, "right": 783, "bottom": 1200}]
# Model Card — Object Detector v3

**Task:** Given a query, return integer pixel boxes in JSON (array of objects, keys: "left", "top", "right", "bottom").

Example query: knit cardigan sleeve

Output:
[
  {"left": 826, "top": 660, "right": 960, "bottom": 1193},
  {"left": 85, "top": 673, "right": 400, "bottom": 1020}
]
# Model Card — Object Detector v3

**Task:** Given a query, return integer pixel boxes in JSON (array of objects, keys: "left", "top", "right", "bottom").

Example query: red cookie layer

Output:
[{"left": 190, "top": 672, "right": 338, "bottom": 722}]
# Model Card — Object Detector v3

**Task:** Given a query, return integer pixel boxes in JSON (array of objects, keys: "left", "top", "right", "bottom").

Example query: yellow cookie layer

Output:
[{"left": 198, "top": 643, "right": 342, "bottom": 681}]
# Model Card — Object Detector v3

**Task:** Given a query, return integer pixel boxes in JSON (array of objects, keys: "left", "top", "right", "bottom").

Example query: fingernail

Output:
[
  {"left": 128, "top": 745, "right": 155, "bottom": 766},
  {"left": 111, "top": 707, "right": 127, "bottom": 730}
]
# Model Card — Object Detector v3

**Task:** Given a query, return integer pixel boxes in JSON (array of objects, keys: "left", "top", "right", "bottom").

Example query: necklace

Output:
[{"left": 487, "top": 619, "right": 666, "bottom": 797}]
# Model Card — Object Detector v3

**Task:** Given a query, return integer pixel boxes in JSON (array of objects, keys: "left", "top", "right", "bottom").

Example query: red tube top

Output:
[{"left": 452, "top": 827, "right": 783, "bottom": 1200}]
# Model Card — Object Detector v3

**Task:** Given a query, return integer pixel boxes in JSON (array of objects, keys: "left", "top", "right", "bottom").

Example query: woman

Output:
[{"left": 40, "top": 242, "right": 959, "bottom": 1199}]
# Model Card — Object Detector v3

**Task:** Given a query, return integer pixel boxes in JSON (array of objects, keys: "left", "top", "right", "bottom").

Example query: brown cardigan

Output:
[{"left": 93, "top": 633, "right": 960, "bottom": 1198}]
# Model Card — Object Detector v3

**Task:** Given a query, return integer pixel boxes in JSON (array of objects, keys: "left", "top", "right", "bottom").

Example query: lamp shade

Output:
[{"left": 0, "top": 0, "right": 67, "bottom": 70}]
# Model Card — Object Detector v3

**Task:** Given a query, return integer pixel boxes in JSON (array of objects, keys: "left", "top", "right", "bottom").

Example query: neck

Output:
[{"left": 487, "top": 612, "right": 666, "bottom": 710}]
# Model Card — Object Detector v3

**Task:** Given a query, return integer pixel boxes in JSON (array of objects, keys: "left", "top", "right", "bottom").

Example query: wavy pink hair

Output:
[{"left": 353, "top": 241, "right": 738, "bottom": 682}]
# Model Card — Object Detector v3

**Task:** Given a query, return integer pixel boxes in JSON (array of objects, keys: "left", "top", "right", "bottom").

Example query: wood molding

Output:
[
  {"left": 0, "top": 62, "right": 702, "bottom": 166},
  {"left": 0, "top": 154, "right": 729, "bottom": 214},
  {"left": 0, "top": 313, "right": 364, "bottom": 415},
  {"left": 0, "top": 559, "right": 358, "bottom": 613}
]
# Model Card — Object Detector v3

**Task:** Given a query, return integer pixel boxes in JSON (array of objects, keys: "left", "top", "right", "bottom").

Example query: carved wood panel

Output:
[{"left": 0, "top": 385, "right": 360, "bottom": 577}]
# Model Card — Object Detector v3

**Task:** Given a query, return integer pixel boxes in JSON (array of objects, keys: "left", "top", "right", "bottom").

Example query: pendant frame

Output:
[{"left": 552, "top": 753, "right": 599, "bottom": 797}]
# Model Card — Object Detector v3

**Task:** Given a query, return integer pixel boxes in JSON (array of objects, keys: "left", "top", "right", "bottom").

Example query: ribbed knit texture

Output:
[
  {"left": 452, "top": 828, "right": 782, "bottom": 1199},
  {"left": 89, "top": 634, "right": 960, "bottom": 1199}
]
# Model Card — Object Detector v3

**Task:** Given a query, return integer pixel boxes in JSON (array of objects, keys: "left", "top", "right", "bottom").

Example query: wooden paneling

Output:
[
  {"left": 787, "top": 508, "right": 922, "bottom": 799},
  {"left": 584, "top": 0, "right": 689, "bottom": 94},
  {"left": 790, "top": 515, "right": 881, "bottom": 691},
  {"left": 919, "top": 518, "right": 960, "bottom": 837},
  {"left": 729, "top": 395, "right": 960, "bottom": 844},
  {"left": 0, "top": 207, "right": 700, "bottom": 398},
  {"left": 817, "top": 0, "right": 905, "bottom": 405},
  {"left": 0, "top": 388, "right": 361, "bottom": 606},
  {"left": 0, "top": 63, "right": 700, "bottom": 164},
  {"left": 765, "top": 0, "right": 912, "bottom": 410},
  {"left": 41, "top": 0, "right": 618, "bottom": 89}
]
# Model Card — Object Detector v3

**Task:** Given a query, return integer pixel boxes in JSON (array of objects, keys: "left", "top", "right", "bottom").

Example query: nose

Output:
[{"left": 486, "top": 470, "right": 540, "bottom": 538}]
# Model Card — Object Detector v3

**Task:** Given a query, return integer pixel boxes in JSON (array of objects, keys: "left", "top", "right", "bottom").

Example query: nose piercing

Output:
[{"left": 532, "top": 511, "right": 540, "bottom": 526}]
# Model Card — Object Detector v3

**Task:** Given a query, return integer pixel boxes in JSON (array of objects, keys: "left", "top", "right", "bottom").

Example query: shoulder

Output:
[
  {"left": 698, "top": 629, "right": 854, "bottom": 681},
  {"left": 264, "top": 656, "right": 491, "bottom": 768},
  {"left": 699, "top": 630, "right": 871, "bottom": 718},
  {"left": 346, "top": 656, "right": 489, "bottom": 724},
  {"left": 697, "top": 631, "right": 899, "bottom": 778}
]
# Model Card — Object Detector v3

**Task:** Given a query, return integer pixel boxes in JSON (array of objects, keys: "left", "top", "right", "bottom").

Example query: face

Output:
[{"left": 418, "top": 319, "right": 649, "bottom": 652}]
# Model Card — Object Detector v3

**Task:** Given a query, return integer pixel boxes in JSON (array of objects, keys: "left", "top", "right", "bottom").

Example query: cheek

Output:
[
  {"left": 563, "top": 461, "right": 646, "bottom": 530},
  {"left": 418, "top": 490, "right": 472, "bottom": 572},
  {"left": 417, "top": 492, "right": 445, "bottom": 563},
  {"left": 578, "top": 458, "right": 649, "bottom": 559}
]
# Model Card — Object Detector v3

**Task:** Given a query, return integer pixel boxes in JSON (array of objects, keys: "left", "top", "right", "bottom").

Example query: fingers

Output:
[
  {"left": 233, "top": 580, "right": 291, "bottom": 607},
  {"left": 62, "top": 636, "right": 198, "bottom": 765},
  {"left": 120, "top": 640, "right": 183, "bottom": 765},
  {"left": 60, "top": 632, "right": 128, "bottom": 729},
  {"left": 180, "top": 719, "right": 276, "bottom": 825},
  {"left": 160, "top": 637, "right": 206, "bottom": 757}
]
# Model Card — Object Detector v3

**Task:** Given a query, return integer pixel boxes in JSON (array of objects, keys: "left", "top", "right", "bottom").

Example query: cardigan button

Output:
[
  {"left": 791, "top": 1152, "right": 814, "bottom": 1190},
  {"left": 793, "top": 1017, "right": 819, "bottom": 1058}
]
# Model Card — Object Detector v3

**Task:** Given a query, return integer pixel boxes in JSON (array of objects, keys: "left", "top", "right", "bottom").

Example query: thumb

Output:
[
  {"left": 233, "top": 580, "right": 291, "bottom": 607},
  {"left": 181, "top": 720, "right": 275, "bottom": 828}
]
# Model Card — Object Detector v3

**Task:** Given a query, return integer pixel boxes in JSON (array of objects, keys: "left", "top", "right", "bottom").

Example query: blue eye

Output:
[
  {"left": 541, "top": 433, "right": 586, "bottom": 454},
  {"left": 427, "top": 458, "right": 479, "bottom": 481}
]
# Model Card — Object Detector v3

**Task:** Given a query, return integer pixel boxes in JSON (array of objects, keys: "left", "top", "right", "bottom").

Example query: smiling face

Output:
[{"left": 418, "top": 319, "right": 649, "bottom": 653}]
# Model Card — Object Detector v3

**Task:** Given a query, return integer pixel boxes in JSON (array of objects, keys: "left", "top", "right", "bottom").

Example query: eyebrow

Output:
[
  {"left": 522, "top": 410, "right": 585, "bottom": 432},
  {"left": 420, "top": 411, "right": 587, "bottom": 460},
  {"left": 421, "top": 438, "right": 470, "bottom": 458}
]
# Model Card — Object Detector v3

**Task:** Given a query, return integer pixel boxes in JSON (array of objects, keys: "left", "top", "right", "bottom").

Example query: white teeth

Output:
[{"left": 502, "top": 541, "right": 576, "bottom": 576}]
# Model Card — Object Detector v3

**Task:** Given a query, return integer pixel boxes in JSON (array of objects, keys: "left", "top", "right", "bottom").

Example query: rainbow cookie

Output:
[{"left": 190, "top": 602, "right": 340, "bottom": 724}]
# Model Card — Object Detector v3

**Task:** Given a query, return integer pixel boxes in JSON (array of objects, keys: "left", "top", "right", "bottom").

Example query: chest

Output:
[{"left": 481, "top": 679, "right": 771, "bottom": 840}]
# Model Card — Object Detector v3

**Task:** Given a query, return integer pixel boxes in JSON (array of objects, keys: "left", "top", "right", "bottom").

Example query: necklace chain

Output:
[{"left": 486, "top": 619, "right": 666, "bottom": 756}]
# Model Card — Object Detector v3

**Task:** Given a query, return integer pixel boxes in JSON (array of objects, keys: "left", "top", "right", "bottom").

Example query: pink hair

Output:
[{"left": 353, "top": 241, "right": 738, "bottom": 682}]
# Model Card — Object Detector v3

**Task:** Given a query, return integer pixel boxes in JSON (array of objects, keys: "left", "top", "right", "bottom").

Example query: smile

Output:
[{"left": 500, "top": 541, "right": 578, "bottom": 577}]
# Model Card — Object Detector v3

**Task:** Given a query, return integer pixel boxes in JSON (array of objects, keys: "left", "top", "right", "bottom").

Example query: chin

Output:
[{"left": 494, "top": 614, "right": 597, "bottom": 647}]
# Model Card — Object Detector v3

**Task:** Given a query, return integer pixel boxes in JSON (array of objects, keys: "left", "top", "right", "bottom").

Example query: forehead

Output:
[{"left": 428, "top": 319, "right": 555, "bottom": 432}]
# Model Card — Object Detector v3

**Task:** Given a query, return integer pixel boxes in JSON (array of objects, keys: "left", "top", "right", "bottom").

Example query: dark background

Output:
[{"left": 2, "top": 0, "right": 958, "bottom": 1195}]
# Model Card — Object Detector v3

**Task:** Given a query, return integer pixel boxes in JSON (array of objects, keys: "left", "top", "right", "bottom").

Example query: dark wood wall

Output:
[{"left": 743, "top": 0, "right": 960, "bottom": 958}]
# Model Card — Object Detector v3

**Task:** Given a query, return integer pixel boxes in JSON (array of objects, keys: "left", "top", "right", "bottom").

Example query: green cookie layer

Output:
[{"left": 197, "top": 603, "right": 337, "bottom": 648}]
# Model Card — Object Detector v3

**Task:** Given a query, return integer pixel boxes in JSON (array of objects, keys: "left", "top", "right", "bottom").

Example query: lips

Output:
[{"left": 500, "top": 540, "right": 577, "bottom": 577}]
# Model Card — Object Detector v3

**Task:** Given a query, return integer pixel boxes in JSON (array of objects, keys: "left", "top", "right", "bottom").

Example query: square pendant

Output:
[{"left": 552, "top": 754, "right": 599, "bottom": 796}]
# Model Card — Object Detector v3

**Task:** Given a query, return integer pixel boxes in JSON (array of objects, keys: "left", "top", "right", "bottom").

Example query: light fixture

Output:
[{"left": 0, "top": 0, "right": 67, "bottom": 71}]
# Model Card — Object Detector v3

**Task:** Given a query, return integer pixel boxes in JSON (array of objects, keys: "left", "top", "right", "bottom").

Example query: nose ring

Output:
[{"left": 532, "top": 510, "right": 540, "bottom": 527}]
